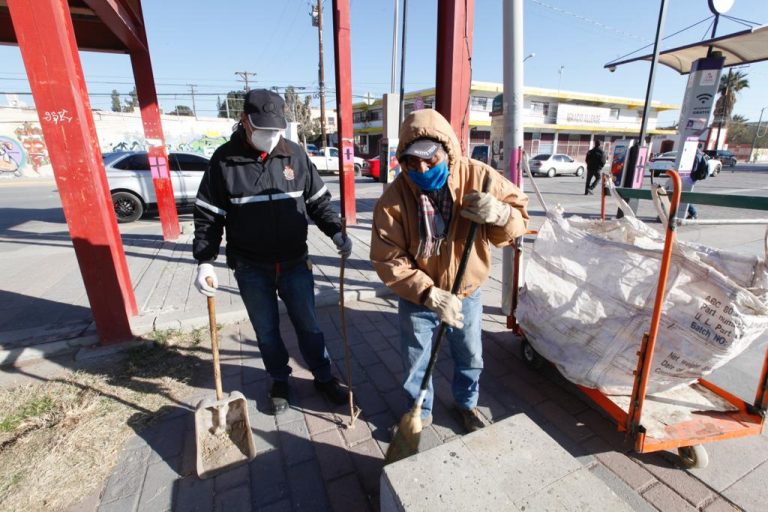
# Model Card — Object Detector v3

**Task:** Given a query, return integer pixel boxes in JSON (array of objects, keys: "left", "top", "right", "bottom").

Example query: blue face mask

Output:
[{"left": 407, "top": 160, "right": 449, "bottom": 191}]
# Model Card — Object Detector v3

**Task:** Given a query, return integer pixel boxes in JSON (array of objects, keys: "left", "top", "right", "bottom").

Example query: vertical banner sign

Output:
[
  {"left": 379, "top": 137, "right": 400, "bottom": 184},
  {"left": 633, "top": 146, "right": 648, "bottom": 188},
  {"left": 611, "top": 140, "right": 632, "bottom": 184},
  {"left": 673, "top": 56, "right": 724, "bottom": 175}
]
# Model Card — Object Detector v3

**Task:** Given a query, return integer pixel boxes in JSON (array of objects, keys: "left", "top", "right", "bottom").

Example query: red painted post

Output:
[
  {"left": 332, "top": 0, "right": 357, "bottom": 225},
  {"left": 131, "top": 5, "right": 180, "bottom": 241},
  {"left": 7, "top": 0, "right": 136, "bottom": 343},
  {"left": 435, "top": 0, "right": 475, "bottom": 154}
]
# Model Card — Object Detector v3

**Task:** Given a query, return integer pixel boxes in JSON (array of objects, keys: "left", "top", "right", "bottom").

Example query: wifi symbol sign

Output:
[{"left": 696, "top": 93, "right": 713, "bottom": 104}]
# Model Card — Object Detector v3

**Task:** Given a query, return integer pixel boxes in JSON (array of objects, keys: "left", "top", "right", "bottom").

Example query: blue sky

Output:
[{"left": 1, "top": 0, "right": 765, "bottom": 125}]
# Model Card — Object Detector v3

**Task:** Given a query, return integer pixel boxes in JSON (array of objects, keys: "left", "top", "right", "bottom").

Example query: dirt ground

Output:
[{"left": 0, "top": 328, "right": 208, "bottom": 512}]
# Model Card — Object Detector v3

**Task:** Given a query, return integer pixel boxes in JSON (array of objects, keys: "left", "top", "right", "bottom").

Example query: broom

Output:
[{"left": 385, "top": 174, "right": 491, "bottom": 464}]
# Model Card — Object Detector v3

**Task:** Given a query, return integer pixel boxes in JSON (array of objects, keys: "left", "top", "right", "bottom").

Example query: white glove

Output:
[
  {"left": 195, "top": 263, "right": 218, "bottom": 297},
  {"left": 332, "top": 232, "right": 353, "bottom": 258},
  {"left": 424, "top": 287, "right": 464, "bottom": 329},
  {"left": 460, "top": 191, "right": 511, "bottom": 226}
]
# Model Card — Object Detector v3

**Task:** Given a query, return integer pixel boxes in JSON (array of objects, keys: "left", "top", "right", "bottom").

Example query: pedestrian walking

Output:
[
  {"left": 585, "top": 140, "right": 606, "bottom": 195},
  {"left": 370, "top": 109, "right": 529, "bottom": 433},
  {"left": 192, "top": 88, "right": 353, "bottom": 415}
]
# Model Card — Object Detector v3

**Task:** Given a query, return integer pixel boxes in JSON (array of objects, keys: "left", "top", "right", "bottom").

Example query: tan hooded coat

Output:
[{"left": 370, "top": 109, "right": 529, "bottom": 305}]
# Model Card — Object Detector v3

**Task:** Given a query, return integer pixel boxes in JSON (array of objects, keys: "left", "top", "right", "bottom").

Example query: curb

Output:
[{"left": 0, "top": 285, "right": 392, "bottom": 369}]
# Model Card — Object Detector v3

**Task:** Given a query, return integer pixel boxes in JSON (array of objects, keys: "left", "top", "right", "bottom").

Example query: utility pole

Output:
[
  {"left": 313, "top": 0, "right": 328, "bottom": 149},
  {"left": 234, "top": 71, "right": 256, "bottom": 91},
  {"left": 188, "top": 83, "right": 197, "bottom": 119}
]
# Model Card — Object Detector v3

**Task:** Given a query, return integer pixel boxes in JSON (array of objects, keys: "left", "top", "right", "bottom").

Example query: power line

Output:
[{"left": 234, "top": 71, "right": 257, "bottom": 91}]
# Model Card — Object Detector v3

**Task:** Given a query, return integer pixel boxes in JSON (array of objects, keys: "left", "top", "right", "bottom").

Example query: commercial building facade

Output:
[{"left": 352, "top": 81, "right": 679, "bottom": 165}]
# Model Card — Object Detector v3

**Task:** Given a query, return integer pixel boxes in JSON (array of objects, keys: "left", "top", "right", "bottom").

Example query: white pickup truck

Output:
[{"left": 308, "top": 146, "right": 366, "bottom": 175}]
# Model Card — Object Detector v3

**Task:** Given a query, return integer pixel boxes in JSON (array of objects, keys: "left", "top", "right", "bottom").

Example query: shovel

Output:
[
  {"left": 195, "top": 278, "right": 256, "bottom": 479},
  {"left": 339, "top": 218, "right": 362, "bottom": 428}
]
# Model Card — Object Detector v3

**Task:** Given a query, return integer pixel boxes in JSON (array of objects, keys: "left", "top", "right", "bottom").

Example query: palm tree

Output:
[{"left": 713, "top": 70, "right": 749, "bottom": 124}]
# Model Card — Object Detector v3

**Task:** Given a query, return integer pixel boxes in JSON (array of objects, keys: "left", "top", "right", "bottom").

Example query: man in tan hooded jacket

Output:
[{"left": 370, "top": 109, "right": 529, "bottom": 432}]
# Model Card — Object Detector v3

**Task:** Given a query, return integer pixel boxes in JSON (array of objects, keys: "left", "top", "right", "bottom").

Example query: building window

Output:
[
  {"left": 369, "top": 110, "right": 381, "bottom": 121},
  {"left": 609, "top": 108, "right": 620, "bottom": 119},
  {"left": 353, "top": 111, "right": 364, "bottom": 123},
  {"left": 470, "top": 96, "right": 489, "bottom": 111},
  {"left": 531, "top": 101, "right": 550, "bottom": 116},
  {"left": 327, "top": 116, "right": 335, "bottom": 126}
]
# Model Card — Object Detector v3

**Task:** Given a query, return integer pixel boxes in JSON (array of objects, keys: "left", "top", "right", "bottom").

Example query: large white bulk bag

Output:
[{"left": 516, "top": 209, "right": 768, "bottom": 394}]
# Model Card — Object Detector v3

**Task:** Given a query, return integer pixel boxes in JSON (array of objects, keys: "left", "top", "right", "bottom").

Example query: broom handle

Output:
[
  {"left": 417, "top": 174, "right": 492, "bottom": 399},
  {"left": 206, "top": 277, "right": 224, "bottom": 401},
  {"left": 339, "top": 219, "right": 355, "bottom": 413}
]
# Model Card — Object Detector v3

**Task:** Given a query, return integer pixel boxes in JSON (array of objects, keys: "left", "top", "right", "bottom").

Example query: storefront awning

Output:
[{"left": 605, "top": 25, "right": 768, "bottom": 74}]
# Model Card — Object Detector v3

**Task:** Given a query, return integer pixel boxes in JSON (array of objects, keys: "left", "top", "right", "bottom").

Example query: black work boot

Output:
[
  {"left": 270, "top": 381, "right": 290, "bottom": 415},
  {"left": 314, "top": 377, "right": 348, "bottom": 405}
]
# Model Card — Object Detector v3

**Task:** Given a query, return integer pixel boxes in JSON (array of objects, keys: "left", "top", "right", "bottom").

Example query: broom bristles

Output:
[{"left": 384, "top": 405, "right": 423, "bottom": 464}]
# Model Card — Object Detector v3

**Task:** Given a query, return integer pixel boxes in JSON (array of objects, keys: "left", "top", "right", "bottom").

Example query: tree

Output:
[
  {"left": 726, "top": 114, "right": 751, "bottom": 145},
  {"left": 284, "top": 86, "right": 318, "bottom": 142},
  {"left": 218, "top": 90, "right": 245, "bottom": 119},
  {"left": 110, "top": 89, "right": 121, "bottom": 112},
  {"left": 122, "top": 87, "right": 138, "bottom": 112},
  {"left": 168, "top": 105, "right": 194, "bottom": 116},
  {"left": 713, "top": 70, "right": 749, "bottom": 124}
]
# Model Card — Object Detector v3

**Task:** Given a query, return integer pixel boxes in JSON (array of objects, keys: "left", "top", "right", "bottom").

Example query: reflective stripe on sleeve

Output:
[
  {"left": 306, "top": 185, "right": 328, "bottom": 204},
  {"left": 195, "top": 198, "right": 227, "bottom": 216},
  {"left": 231, "top": 190, "right": 304, "bottom": 204}
]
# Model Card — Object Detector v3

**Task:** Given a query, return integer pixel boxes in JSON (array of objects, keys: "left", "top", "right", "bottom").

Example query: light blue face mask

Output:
[{"left": 407, "top": 160, "right": 449, "bottom": 191}]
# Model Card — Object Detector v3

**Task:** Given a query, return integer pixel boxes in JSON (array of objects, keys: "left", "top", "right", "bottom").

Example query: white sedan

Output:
[
  {"left": 529, "top": 153, "right": 586, "bottom": 177},
  {"left": 648, "top": 151, "right": 721, "bottom": 178},
  {"left": 105, "top": 151, "right": 209, "bottom": 223}
]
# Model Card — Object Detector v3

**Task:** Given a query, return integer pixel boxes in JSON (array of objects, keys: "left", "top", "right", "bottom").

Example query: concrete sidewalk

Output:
[{"left": 2, "top": 178, "right": 767, "bottom": 510}]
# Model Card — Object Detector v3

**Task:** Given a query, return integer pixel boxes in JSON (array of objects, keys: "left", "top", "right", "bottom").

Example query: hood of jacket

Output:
[{"left": 397, "top": 109, "right": 462, "bottom": 171}]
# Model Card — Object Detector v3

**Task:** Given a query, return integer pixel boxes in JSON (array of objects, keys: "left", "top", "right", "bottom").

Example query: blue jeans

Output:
[
  {"left": 234, "top": 258, "right": 332, "bottom": 383},
  {"left": 398, "top": 288, "right": 483, "bottom": 419}
]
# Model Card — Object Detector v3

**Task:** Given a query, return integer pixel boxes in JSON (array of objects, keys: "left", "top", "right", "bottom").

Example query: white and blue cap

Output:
[{"left": 401, "top": 138, "right": 442, "bottom": 160}]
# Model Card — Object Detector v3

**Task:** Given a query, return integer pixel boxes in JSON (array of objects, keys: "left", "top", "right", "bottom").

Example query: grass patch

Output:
[{"left": 0, "top": 329, "right": 211, "bottom": 511}]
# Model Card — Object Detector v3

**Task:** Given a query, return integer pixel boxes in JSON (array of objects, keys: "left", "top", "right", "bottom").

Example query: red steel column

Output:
[
  {"left": 435, "top": 0, "right": 475, "bottom": 154},
  {"left": 8, "top": 0, "right": 136, "bottom": 343},
  {"left": 332, "top": 0, "right": 357, "bottom": 224},
  {"left": 131, "top": 4, "right": 179, "bottom": 241}
]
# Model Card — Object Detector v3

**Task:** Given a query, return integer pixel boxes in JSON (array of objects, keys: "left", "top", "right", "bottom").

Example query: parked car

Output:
[
  {"left": 308, "top": 146, "right": 366, "bottom": 175},
  {"left": 471, "top": 144, "right": 489, "bottom": 165},
  {"left": 305, "top": 143, "right": 320, "bottom": 155},
  {"left": 363, "top": 156, "right": 380, "bottom": 181},
  {"left": 648, "top": 150, "right": 720, "bottom": 178},
  {"left": 104, "top": 151, "right": 210, "bottom": 223},
  {"left": 528, "top": 153, "right": 585, "bottom": 177},
  {"left": 704, "top": 149, "right": 737, "bottom": 167}
]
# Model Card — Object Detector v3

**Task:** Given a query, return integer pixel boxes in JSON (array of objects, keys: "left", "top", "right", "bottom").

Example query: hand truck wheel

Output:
[
  {"left": 521, "top": 339, "right": 544, "bottom": 370},
  {"left": 677, "top": 445, "right": 709, "bottom": 469}
]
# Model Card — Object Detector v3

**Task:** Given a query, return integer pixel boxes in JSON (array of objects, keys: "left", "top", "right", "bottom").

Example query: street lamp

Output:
[
  {"left": 557, "top": 65, "right": 565, "bottom": 93},
  {"left": 750, "top": 106, "right": 767, "bottom": 163},
  {"left": 524, "top": 52, "right": 535, "bottom": 62}
]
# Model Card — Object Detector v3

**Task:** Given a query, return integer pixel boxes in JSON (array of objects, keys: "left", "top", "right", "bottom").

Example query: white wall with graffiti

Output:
[{"left": 0, "top": 107, "right": 236, "bottom": 179}]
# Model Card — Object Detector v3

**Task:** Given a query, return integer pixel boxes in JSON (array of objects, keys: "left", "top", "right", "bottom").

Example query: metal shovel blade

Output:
[{"left": 194, "top": 390, "right": 256, "bottom": 479}]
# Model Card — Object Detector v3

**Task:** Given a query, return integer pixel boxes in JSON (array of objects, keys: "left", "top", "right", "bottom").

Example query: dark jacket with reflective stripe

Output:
[{"left": 193, "top": 128, "right": 341, "bottom": 266}]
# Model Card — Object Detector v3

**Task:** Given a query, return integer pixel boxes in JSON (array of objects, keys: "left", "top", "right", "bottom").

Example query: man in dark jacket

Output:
[
  {"left": 584, "top": 140, "right": 606, "bottom": 195},
  {"left": 192, "top": 89, "right": 352, "bottom": 415}
]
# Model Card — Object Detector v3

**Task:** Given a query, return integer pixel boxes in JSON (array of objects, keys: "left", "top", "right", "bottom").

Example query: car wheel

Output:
[
  {"left": 354, "top": 163, "right": 362, "bottom": 177},
  {"left": 112, "top": 191, "right": 144, "bottom": 223},
  {"left": 547, "top": 168, "right": 556, "bottom": 178},
  {"left": 575, "top": 166, "right": 584, "bottom": 177},
  {"left": 714, "top": 163, "right": 721, "bottom": 176}
]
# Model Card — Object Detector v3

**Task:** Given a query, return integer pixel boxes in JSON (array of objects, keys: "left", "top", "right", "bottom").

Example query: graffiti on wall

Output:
[
  {"left": 0, "top": 136, "right": 25, "bottom": 177},
  {"left": 12, "top": 122, "right": 49, "bottom": 176},
  {"left": 103, "top": 132, "right": 228, "bottom": 158},
  {"left": 0, "top": 116, "right": 231, "bottom": 178}
]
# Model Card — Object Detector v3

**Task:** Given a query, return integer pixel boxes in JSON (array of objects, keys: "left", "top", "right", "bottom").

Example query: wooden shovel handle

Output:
[{"left": 206, "top": 277, "right": 223, "bottom": 401}]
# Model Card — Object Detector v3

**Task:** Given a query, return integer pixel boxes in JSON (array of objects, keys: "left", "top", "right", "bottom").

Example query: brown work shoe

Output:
[{"left": 458, "top": 407, "right": 486, "bottom": 433}]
